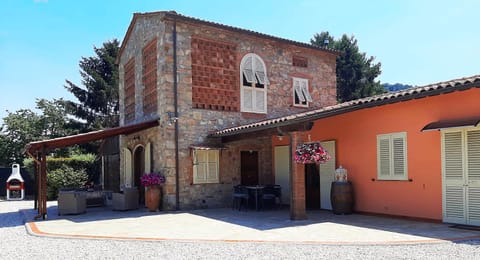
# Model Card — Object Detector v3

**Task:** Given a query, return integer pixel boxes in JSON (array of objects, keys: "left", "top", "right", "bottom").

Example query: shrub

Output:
[
  {"left": 24, "top": 153, "right": 98, "bottom": 181},
  {"left": 47, "top": 165, "right": 88, "bottom": 200}
]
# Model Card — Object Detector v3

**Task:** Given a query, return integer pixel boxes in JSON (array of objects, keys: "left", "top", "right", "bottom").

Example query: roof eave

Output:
[{"left": 210, "top": 78, "right": 480, "bottom": 138}]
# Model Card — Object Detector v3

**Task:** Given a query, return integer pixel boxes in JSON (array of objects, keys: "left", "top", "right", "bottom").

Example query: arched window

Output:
[{"left": 240, "top": 54, "right": 268, "bottom": 113}]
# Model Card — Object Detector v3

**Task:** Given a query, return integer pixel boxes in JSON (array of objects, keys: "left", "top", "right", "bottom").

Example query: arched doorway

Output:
[{"left": 133, "top": 145, "right": 145, "bottom": 205}]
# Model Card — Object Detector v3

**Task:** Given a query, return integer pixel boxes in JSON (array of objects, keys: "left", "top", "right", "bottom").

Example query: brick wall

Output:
[
  {"left": 124, "top": 58, "right": 135, "bottom": 123},
  {"left": 142, "top": 38, "right": 158, "bottom": 116},
  {"left": 191, "top": 37, "right": 238, "bottom": 111}
]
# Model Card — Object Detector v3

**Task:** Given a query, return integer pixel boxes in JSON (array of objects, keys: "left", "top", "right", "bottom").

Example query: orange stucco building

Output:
[
  {"left": 216, "top": 75, "right": 480, "bottom": 225},
  {"left": 308, "top": 85, "right": 479, "bottom": 221}
]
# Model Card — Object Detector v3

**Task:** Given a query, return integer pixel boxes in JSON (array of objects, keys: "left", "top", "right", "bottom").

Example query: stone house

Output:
[{"left": 117, "top": 11, "right": 338, "bottom": 211}]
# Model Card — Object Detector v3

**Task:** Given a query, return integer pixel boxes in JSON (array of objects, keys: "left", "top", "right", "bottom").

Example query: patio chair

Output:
[
  {"left": 262, "top": 185, "right": 281, "bottom": 209},
  {"left": 112, "top": 187, "right": 139, "bottom": 211},
  {"left": 57, "top": 190, "right": 87, "bottom": 215},
  {"left": 232, "top": 185, "right": 249, "bottom": 211}
]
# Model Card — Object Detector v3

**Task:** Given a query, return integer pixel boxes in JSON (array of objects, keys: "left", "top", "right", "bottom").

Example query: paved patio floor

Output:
[{"left": 22, "top": 201, "right": 480, "bottom": 245}]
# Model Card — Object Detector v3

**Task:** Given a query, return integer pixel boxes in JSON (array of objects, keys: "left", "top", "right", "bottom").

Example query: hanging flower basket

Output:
[{"left": 294, "top": 142, "right": 331, "bottom": 164}]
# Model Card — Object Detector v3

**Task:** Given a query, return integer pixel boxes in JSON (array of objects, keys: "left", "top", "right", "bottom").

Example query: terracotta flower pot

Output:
[{"left": 145, "top": 185, "right": 161, "bottom": 211}]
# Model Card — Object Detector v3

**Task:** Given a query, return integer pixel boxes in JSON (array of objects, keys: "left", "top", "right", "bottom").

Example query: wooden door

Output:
[
  {"left": 241, "top": 151, "right": 259, "bottom": 185},
  {"left": 305, "top": 163, "right": 320, "bottom": 210}
]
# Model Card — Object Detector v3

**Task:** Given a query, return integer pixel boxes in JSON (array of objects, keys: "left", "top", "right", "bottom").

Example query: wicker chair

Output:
[
  {"left": 57, "top": 190, "right": 87, "bottom": 215},
  {"left": 112, "top": 187, "right": 139, "bottom": 211}
]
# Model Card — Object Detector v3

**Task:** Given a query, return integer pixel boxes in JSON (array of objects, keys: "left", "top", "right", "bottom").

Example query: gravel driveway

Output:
[{"left": 2, "top": 200, "right": 480, "bottom": 259}]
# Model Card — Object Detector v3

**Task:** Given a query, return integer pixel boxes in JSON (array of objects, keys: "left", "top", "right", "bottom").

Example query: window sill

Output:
[
  {"left": 293, "top": 104, "right": 309, "bottom": 108},
  {"left": 192, "top": 182, "right": 220, "bottom": 185},
  {"left": 372, "top": 178, "right": 413, "bottom": 182}
]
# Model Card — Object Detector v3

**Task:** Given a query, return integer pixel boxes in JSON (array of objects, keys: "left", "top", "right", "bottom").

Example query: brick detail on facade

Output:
[
  {"left": 124, "top": 58, "right": 135, "bottom": 123},
  {"left": 292, "top": 55, "right": 308, "bottom": 68},
  {"left": 290, "top": 131, "right": 307, "bottom": 220},
  {"left": 191, "top": 37, "right": 238, "bottom": 112},
  {"left": 142, "top": 38, "right": 158, "bottom": 116}
]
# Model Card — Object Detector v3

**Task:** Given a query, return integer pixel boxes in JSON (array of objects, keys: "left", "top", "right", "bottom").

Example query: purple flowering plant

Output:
[
  {"left": 140, "top": 172, "right": 166, "bottom": 187},
  {"left": 294, "top": 142, "right": 331, "bottom": 164}
]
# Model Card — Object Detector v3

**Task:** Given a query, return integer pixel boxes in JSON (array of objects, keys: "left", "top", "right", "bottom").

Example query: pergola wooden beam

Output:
[{"left": 24, "top": 118, "right": 160, "bottom": 220}]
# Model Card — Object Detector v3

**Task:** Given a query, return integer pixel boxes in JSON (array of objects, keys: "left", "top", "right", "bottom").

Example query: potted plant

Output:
[
  {"left": 141, "top": 172, "right": 166, "bottom": 211},
  {"left": 294, "top": 142, "right": 331, "bottom": 164}
]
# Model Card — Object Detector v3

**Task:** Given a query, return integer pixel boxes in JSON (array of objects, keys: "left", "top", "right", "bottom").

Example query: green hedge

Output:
[
  {"left": 47, "top": 165, "right": 88, "bottom": 200},
  {"left": 24, "top": 153, "right": 97, "bottom": 178},
  {"left": 24, "top": 154, "right": 99, "bottom": 199}
]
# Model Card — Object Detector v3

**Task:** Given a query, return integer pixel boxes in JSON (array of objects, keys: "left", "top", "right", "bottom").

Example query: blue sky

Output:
[{"left": 1, "top": 0, "right": 479, "bottom": 122}]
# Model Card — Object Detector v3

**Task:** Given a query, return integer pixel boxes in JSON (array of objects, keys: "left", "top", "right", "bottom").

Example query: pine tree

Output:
[
  {"left": 311, "top": 32, "right": 385, "bottom": 102},
  {"left": 64, "top": 39, "right": 120, "bottom": 131}
]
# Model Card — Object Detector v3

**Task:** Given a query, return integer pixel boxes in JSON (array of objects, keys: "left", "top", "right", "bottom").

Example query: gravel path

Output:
[{"left": 2, "top": 200, "right": 480, "bottom": 259}]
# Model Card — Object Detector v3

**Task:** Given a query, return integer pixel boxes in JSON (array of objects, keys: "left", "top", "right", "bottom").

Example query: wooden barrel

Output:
[{"left": 330, "top": 181, "right": 353, "bottom": 214}]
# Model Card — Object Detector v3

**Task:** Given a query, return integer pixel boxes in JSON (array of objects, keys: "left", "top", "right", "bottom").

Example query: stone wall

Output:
[{"left": 118, "top": 13, "right": 337, "bottom": 210}]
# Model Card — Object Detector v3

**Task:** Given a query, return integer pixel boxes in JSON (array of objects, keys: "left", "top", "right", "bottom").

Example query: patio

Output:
[{"left": 20, "top": 200, "right": 480, "bottom": 244}]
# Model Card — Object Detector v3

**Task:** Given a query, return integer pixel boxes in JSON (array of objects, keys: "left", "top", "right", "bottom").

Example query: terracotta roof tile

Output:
[
  {"left": 211, "top": 74, "right": 480, "bottom": 137},
  {"left": 118, "top": 11, "right": 339, "bottom": 62}
]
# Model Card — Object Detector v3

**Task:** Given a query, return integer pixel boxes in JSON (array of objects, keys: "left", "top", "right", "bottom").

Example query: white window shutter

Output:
[
  {"left": 253, "top": 57, "right": 268, "bottom": 85},
  {"left": 444, "top": 132, "right": 464, "bottom": 180},
  {"left": 144, "top": 142, "right": 151, "bottom": 173},
  {"left": 467, "top": 130, "right": 480, "bottom": 180},
  {"left": 194, "top": 151, "right": 207, "bottom": 183},
  {"left": 301, "top": 80, "right": 313, "bottom": 102},
  {"left": 294, "top": 80, "right": 305, "bottom": 102},
  {"left": 392, "top": 136, "right": 406, "bottom": 176},
  {"left": 445, "top": 186, "right": 466, "bottom": 220},
  {"left": 242, "top": 88, "right": 253, "bottom": 111},
  {"left": 207, "top": 150, "right": 218, "bottom": 181},
  {"left": 193, "top": 150, "right": 219, "bottom": 184},
  {"left": 244, "top": 55, "right": 253, "bottom": 70},
  {"left": 240, "top": 53, "right": 267, "bottom": 113},
  {"left": 255, "top": 71, "right": 266, "bottom": 85},
  {"left": 243, "top": 69, "right": 254, "bottom": 83},
  {"left": 255, "top": 89, "right": 266, "bottom": 112},
  {"left": 123, "top": 148, "right": 132, "bottom": 187},
  {"left": 378, "top": 136, "right": 391, "bottom": 177}
]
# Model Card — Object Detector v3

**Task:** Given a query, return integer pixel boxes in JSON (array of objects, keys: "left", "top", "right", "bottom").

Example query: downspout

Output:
[{"left": 173, "top": 18, "right": 180, "bottom": 210}]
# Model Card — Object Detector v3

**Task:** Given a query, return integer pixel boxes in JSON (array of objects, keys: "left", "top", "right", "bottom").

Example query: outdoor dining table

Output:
[{"left": 245, "top": 185, "right": 265, "bottom": 211}]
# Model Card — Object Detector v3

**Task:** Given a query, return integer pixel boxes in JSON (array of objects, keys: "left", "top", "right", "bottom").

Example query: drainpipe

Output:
[{"left": 173, "top": 19, "right": 180, "bottom": 210}]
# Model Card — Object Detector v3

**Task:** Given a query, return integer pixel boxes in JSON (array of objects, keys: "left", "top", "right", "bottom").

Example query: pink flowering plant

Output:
[
  {"left": 140, "top": 172, "right": 166, "bottom": 187},
  {"left": 294, "top": 142, "right": 331, "bottom": 164}
]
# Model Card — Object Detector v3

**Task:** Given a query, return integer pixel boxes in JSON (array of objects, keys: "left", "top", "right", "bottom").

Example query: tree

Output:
[
  {"left": 311, "top": 32, "right": 385, "bottom": 102},
  {"left": 0, "top": 109, "right": 42, "bottom": 166},
  {"left": 63, "top": 39, "right": 120, "bottom": 131},
  {"left": 0, "top": 99, "right": 74, "bottom": 166}
]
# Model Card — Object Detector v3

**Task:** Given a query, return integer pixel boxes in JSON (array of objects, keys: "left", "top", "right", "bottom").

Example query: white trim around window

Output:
[
  {"left": 240, "top": 53, "right": 268, "bottom": 113},
  {"left": 293, "top": 77, "right": 312, "bottom": 107},
  {"left": 193, "top": 149, "right": 220, "bottom": 184},
  {"left": 377, "top": 132, "right": 408, "bottom": 180}
]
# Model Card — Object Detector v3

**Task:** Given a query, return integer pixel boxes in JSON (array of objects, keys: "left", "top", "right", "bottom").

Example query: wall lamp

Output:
[{"left": 166, "top": 112, "right": 179, "bottom": 125}]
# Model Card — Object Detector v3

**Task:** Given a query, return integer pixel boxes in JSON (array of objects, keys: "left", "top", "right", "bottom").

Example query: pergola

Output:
[{"left": 24, "top": 118, "right": 159, "bottom": 220}]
